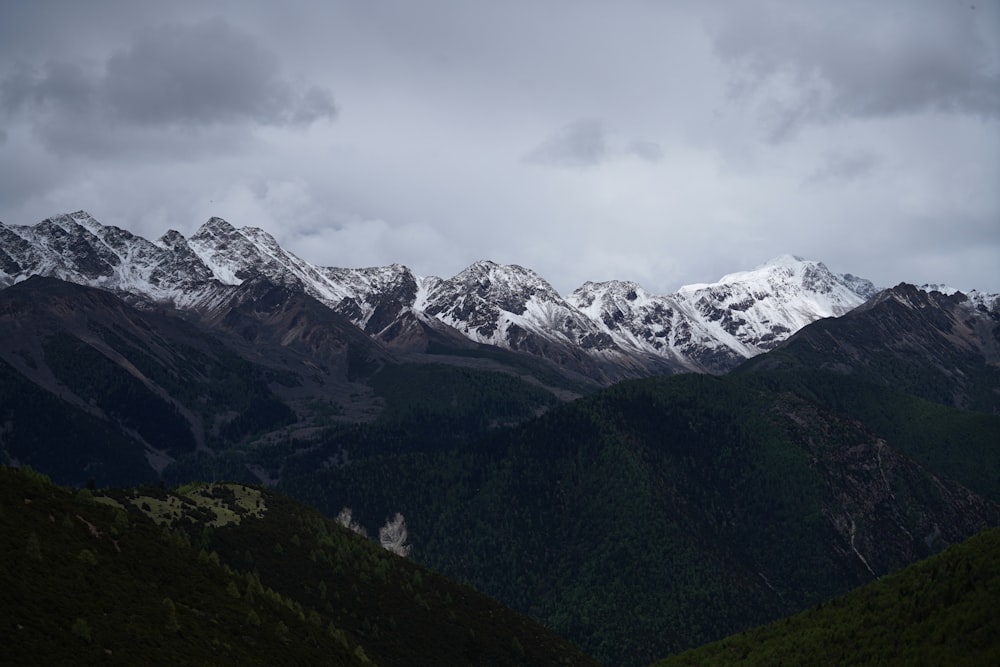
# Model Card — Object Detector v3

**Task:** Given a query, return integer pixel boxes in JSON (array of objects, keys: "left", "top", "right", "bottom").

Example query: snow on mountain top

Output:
[
  {"left": 678, "top": 255, "right": 822, "bottom": 295},
  {"left": 155, "top": 229, "right": 187, "bottom": 249},
  {"left": 451, "top": 260, "right": 562, "bottom": 297},
  {"left": 67, "top": 210, "right": 101, "bottom": 229},
  {"left": 915, "top": 286, "right": 999, "bottom": 314},
  {"left": 968, "top": 290, "right": 1000, "bottom": 313},
  {"left": 457, "top": 259, "right": 533, "bottom": 278},
  {"left": 202, "top": 216, "right": 235, "bottom": 229},
  {"left": 919, "top": 284, "right": 961, "bottom": 296},
  {"left": 16, "top": 209, "right": 976, "bottom": 379},
  {"left": 756, "top": 254, "right": 806, "bottom": 269},
  {"left": 567, "top": 279, "right": 654, "bottom": 317},
  {"left": 189, "top": 217, "right": 242, "bottom": 244},
  {"left": 572, "top": 279, "right": 644, "bottom": 297}
]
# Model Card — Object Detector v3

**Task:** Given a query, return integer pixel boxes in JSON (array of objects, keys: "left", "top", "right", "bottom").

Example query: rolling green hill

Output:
[
  {"left": 652, "top": 526, "right": 1000, "bottom": 666},
  {"left": 0, "top": 466, "right": 598, "bottom": 666}
]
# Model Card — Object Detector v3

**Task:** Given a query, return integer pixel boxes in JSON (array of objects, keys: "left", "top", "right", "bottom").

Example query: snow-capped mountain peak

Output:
[
  {"left": 422, "top": 260, "right": 584, "bottom": 344},
  {"left": 678, "top": 255, "right": 872, "bottom": 298},
  {"left": 0, "top": 212, "right": 909, "bottom": 381},
  {"left": 670, "top": 255, "right": 877, "bottom": 361},
  {"left": 564, "top": 255, "right": 880, "bottom": 373}
]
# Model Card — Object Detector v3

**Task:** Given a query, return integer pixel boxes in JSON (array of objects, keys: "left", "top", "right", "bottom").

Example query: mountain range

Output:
[
  {"left": 2, "top": 210, "right": 999, "bottom": 665},
  {"left": 1, "top": 210, "right": 897, "bottom": 381}
]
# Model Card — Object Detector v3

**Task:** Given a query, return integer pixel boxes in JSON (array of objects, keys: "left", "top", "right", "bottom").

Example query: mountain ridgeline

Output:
[
  {"left": 739, "top": 282, "right": 1000, "bottom": 414},
  {"left": 1, "top": 211, "right": 885, "bottom": 380},
  {"left": 1, "top": 210, "right": 999, "bottom": 665}
]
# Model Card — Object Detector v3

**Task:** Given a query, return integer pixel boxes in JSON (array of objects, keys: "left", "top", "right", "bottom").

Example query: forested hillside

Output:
[
  {"left": 274, "top": 373, "right": 1000, "bottom": 666},
  {"left": 0, "top": 466, "right": 598, "bottom": 667},
  {"left": 654, "top": 526, "right": 1000, "bottom": 666}
]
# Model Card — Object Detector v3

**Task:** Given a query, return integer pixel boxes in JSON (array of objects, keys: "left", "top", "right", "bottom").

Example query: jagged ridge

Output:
[{"left": 2, "top": 211, "right": 981, "bottom": 381}]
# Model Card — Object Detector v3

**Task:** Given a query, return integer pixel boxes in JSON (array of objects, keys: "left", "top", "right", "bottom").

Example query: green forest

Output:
[
  {"left": 0, "top": 466, "right": 597, "bottom": 667},
  {"left": 270, "top": 370, "right": 1000, "bottom": 665},
  {"left": 655, "top": 525, "right": 1000, "bottom": 666}
]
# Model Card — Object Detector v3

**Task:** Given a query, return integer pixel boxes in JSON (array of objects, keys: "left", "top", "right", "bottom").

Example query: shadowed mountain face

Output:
[
  {"left": 0, "top": 276, "right": 394, "bottom": 485},
  {"left": 739, "top": 283, "right": 1000, "bottom": 414},
  {"left": 0, "top": 276, "right": 565, "bottom": 487}
]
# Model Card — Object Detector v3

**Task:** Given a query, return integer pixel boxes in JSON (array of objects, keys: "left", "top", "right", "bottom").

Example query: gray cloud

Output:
[
  {"left": 0, "top": 61, "right": 94, "bottom": 116},
  {"left": 712, "top": 0, "right": 1000, "bottom": 141},
  {"left": 524, "top": 118, "right": 664, "bottom": 168},
  {"left": 104, "top": 17, "right": 336, "bottom": 126},
  {"left": 290, "top": 87, "right": 339, "bottom": 126},
  {"left": 0, "top": 16, "right": 336, "bottom": 157},
  {"left": 626, "top": 139, "right": 664, "bottom": 163},
  {"left": 804, "top": 150, "right": 880, "bottom": 186},
  {"left": 0, "top": 2, "right": 996, "bottom": 297},
  {"left": 524, "top": 118, "right": 610, "bottom": 168}
]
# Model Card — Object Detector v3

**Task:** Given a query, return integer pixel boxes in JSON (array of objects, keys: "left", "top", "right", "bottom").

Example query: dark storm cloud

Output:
[
  {"left": 524, "top": 118, "right": 664, "bottom": 168},
  {"left": 712, "top": 1, "right": 1000, "bottom": 141},
  {"left": 0, "top": 61, "right": 94, "bottom": 115},
  {"left": 0, "top": 17, "right": 336, "bottom": 157},
  {"left": 104, "top": 17, "right": 336, "bottom": 126}
]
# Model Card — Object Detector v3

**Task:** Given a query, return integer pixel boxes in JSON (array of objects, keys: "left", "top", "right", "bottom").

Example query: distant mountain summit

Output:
[
  {"left": 0, "top": 211, "right": 897, "bottom": 380},
  {"left": 571, "top": 254, "right": 878, "bottom": 373}
]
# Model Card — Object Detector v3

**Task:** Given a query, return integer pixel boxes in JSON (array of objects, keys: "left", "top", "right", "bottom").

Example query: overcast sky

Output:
[{"left": 1, "top": 0, "right": 998, "bottom": 294}]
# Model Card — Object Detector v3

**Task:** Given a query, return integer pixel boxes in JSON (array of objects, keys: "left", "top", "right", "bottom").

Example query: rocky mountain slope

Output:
[
  {"left": 0, "top": 275, "right": 393, "bottom": 485},
  {"left": 740, "top": 282, "right": 1000, "bottom": 414},
  {"left": 0, "top": 275, "right": 565, "bottom": 487},
  {"left": 1, "top": 211, "right": 882, "bottom": 381}
]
